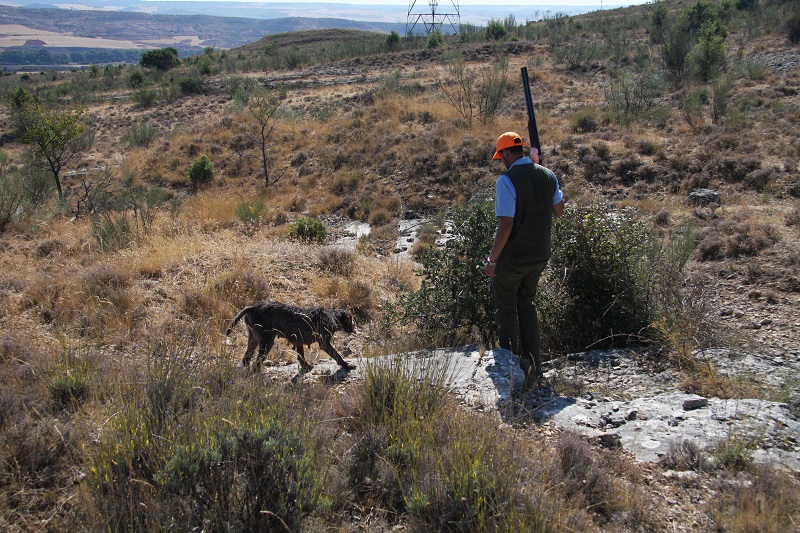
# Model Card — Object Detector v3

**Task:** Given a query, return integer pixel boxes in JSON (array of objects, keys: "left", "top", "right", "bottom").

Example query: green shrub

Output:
[
  {"left": 386, "top": 199, "right": 495, "bottom": 346},
  {"left": 163, "top": 423, "right": 327, "bottom": 531},
  {"left": 188, "top": 154, "right": 215, "bottom": 189},
  {"left": 689, "top": 21, "right": 727, "bottom": 82},
  {"left": 140, "top": 47, "right": 180, "bottom": 71},
  {"left": 714, "top": 433, "right": 757, "bottom": 472},
  {"left": 485, "top": 19, "right": 508, "bottom": 40},
  {"left": 386, "top": 30, "right": 401, "bottom": 50},
  {"left": 178, "top": 76, "right": 203, "bottom": 95},
  {"left": 287, "top": 217, "right": 327, "bottom": 243},
  {"left": 235, "top": 198, "right": 266, "bottom": 226},
  {"left": 604, "top": 69, "right": 664, "bottom": 122},
  {"left": 427, "top": 30, "right": 445, "bottom": 49},
  {"left": 128, "top": 69, "right": 146, "bottom": 88},
  {"left": 91, "top": 211, "right": 134, "bottom": 252},
  {"left": 541, "top": 205, "right": 658, "bottom": 352},
  {"left": 570, "top": 106, "right": 599, "bottom": 133},
  {"left": 48, "top": 350, "right": 93, "bottom": 408},
  {"left": 121, "top": 122, "right": 159, "bottom": 147},
  {"left": 88, "top": 352, "right": 328, "bottom": 532},
  {"left": 132, "top": 88, "right": 158, "bottom": 107}
]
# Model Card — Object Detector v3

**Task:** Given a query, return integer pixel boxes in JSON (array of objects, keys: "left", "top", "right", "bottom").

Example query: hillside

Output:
[
  {"left": 0, "top": 4, "right": 406, "bottom": 61},
  {"left": 0, "top": 0, "right": 799, "bottom": 530}
]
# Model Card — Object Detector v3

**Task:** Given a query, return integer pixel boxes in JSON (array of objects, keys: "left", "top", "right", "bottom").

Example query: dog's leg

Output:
[
  {"left": 293, "top": 342, "right": 313, "bottom": 373},
  {"left": 242, "top": 326, "right": 258, "bottom": 369},
  {"left": 320, "top": 338, "right": 356, "bottom": 370},
  {"left": 254, "top": 333, "right": 275, "bottom": 372}
]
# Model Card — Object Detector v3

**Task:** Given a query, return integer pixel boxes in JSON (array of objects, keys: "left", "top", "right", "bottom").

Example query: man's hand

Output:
[{"left": 484, "top": 261, "right": 497, "bottom": 278}]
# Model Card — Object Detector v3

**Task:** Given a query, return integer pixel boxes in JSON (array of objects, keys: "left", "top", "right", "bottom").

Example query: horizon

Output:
[{"left": 0, "top": 0, "right": 654, "bottom": 26}]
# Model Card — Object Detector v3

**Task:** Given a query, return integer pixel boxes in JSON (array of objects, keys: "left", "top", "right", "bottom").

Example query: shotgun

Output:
[{"left": 520, "top": 66, "right": 542, "bottom": 165}]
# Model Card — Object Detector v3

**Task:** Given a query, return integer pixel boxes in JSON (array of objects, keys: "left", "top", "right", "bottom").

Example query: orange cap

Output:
[{"left": 492, "top": 131, "right": 526, "bottom": 160}]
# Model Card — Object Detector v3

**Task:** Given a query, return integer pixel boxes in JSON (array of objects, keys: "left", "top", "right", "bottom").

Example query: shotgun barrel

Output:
[{"left": 521, "top": 66, "right": 542, "bottom": 164}]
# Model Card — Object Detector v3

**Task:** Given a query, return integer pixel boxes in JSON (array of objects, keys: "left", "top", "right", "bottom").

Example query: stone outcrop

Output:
[{"left": 263, "top": 346, "right": 800, "bottom": 471}]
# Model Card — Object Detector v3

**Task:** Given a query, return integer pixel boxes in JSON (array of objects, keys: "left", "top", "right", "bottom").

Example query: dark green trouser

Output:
[{"left": 491, "top": 258, "right": 548, "bottom": 375}]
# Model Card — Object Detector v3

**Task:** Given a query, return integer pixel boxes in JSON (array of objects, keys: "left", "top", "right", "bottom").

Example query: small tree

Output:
[
  {"left": 140, "top": 47, "right": 180, "bottom": 71},
  {"left": 188, "top": 154, "right": 215, "bottom": 190},
  {"left": 690, "top": 21, "right": 727, "bottom": 82},
  {"left": 248, "top": 85, "right": 287, "bottom": 189},
  {"left": 386, "top": 31, "right": 401, "bottom": 50},
  {"left": 650, "top": 2, "right": 670, "bottom": 44},
  {"left": 485, "top": 19, "right": 508, "bottom": 41},
  {"left": 786, "top": 12, "right": 800, "bottom": 45},
  {"left": 8, "top": 89, "right": 93, "bottom": 198},
  {"left": 427, "top": 30, "right": 445, "bottom": 49},
  {"left": 661, "top": 22, "right": 693, "bottom": 83},
  {"left": 436, "top": 55, "right": 477, "bottom": 125},
  {"left": 0, "top": 151, "right": 25, "bottom": 232}
]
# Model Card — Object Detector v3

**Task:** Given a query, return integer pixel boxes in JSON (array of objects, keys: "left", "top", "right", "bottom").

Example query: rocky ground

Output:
[{"left": 251, "top": 342, "right": 800, "bottom": 473}]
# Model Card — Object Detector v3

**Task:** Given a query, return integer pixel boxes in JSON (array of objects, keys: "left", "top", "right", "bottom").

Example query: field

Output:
[{"left": 1, "top": 1, "right": 799, "bottom": 530}]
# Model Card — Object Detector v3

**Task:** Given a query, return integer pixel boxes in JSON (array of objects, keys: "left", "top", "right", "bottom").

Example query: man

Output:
[{"left": 484, "top": 132, "right": 564, "bottom": 389}]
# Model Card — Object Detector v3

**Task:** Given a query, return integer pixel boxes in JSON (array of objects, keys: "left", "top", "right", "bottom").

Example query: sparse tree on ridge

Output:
[
  {"left": 7, "top": 88, "right": 93, "bottom": 199},
  {"left": 248, "top": 85, "right": 287, "bottom": 189}
]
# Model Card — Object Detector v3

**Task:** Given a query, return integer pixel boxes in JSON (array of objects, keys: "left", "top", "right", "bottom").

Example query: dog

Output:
[{"left": 226, "top": 300, "right": 356, "bottom": 373}]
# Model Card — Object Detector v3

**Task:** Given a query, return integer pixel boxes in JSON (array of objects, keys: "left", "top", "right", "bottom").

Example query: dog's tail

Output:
[{"left": 226, "top": 306, "right": 253, "bottom": 337}]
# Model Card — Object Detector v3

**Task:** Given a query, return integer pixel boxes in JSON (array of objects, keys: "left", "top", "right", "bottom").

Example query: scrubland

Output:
[{"left": 1, "top": 1, "right": 799, "bottom": 530}]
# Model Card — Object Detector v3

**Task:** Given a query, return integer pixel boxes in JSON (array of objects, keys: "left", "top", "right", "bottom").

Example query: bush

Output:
[
  {"left": 485, "top": 19, "right": 508, "bottom": 40},
  {"left": 88, "top": 356, "right": 328, "bottom": 532},
  {"left": 427, "top": 30, "right": 444, "bottom": 49},
  {"left": 235, "top": 198, "right": 266, "bottom": 226},
  {"left": 541, "top": 205, "right": 658, "bottom": 352},
  {"left": 570, "top": 107, "right": 599, "bottom": 133},
  {"left": 0, "top": 157, "right": 25, "bottom": 232},
  {"left": 91, "top": 211, "right": 134, "bottom": 252},
  {"left": 178, "top": 76, "right": 203, "bottom": 95},
  {"left": 188, "top": 154, "right": 215, "bottom": 189},
  {"left": 386, "top": 199, "right": 496, "bottom": 346},
  {"left": 128, "top": 69, "right": 146, "bottom": 88},
  {"left": 121, "top": 122, "right": 159, "bottom": 147},
  {"left": 140, "top": 47, "right": 180, "bottom": 71},
  {"left": 385, "top": 30, "right": 401, "bottom": 50},
  {"left": 132, "top": 88, "right": 158, "bottom": 107},
  {"left": 787, "top": 12, "right": 800, "bottom": 44},
  {"left": 48, "top": 349, "right": 93, "bottom": 409},
  {"left": 287, "top": 217, "right": 327, "bottom": 243}
]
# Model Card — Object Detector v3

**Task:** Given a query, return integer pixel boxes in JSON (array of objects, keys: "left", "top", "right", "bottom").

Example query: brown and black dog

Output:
[{"left": 226, "top": 300, "right": 356, "bottom": 373}]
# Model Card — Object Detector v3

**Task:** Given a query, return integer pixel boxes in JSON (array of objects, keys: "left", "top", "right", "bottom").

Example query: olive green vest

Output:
[{"left": 499, "top": 162, "right": 558, "bottom": 263}]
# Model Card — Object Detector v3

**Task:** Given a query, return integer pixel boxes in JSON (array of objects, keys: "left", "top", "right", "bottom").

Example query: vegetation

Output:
[
  {"left": 0, "top": 0, "right": 799, "bottom": 530},
  {"left": 140, "top": 47, "right": 181, "bottom": 71}
]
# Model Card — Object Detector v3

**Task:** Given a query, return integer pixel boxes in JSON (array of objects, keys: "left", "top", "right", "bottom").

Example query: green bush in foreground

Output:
[{"left": 88, "top": 354, "right": 327, "bottom": 532}]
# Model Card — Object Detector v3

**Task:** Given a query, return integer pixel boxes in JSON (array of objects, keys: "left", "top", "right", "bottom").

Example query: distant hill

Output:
[{"left": 0, "top": 4, "right": 408, "bottom": 67}]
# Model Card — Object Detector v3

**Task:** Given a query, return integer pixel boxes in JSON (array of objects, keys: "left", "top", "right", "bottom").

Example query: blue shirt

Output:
[{"left": 495, "top": 157, "right": 563, "bottom": 217}]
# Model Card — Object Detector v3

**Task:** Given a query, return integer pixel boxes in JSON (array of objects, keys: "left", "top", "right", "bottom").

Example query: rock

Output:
[
  {"left": 683, "top": 397, "right": 709, "bottom": 411},
  {"left": 258, "top": 347, "right": 800, "bottom": 472},
  {"left": 688, "top": 188, "right": 721, "bottom": 206}
]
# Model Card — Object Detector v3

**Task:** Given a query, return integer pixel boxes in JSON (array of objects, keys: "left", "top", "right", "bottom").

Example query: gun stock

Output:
[{"left": 521, "top": 67, "right": 542, "bottom": 164}]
